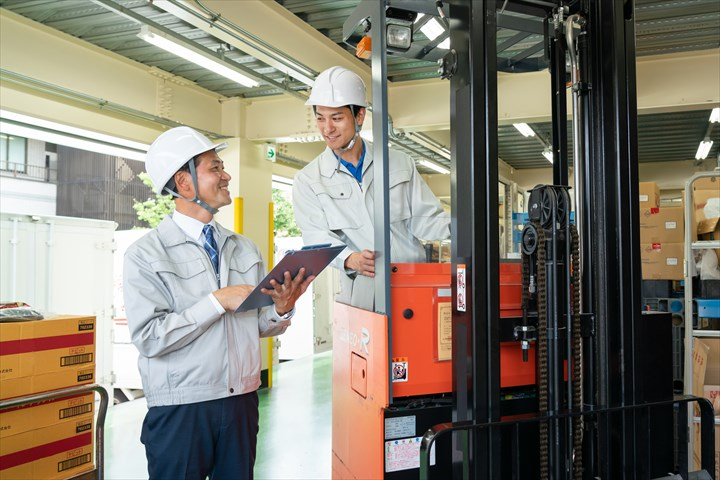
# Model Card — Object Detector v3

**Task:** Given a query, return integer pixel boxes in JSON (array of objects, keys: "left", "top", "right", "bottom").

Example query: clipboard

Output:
[{"left": 235, "top": 244, "right": 345, "bottom": 312}]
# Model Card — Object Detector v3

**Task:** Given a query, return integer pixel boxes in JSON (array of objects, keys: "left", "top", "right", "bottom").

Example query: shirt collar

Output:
[
  {"left": 334, "top": 140, "right": 366, "bottom": 177},
  {"left": 172, "top": 210, "right": 215, "bottom": 243}
]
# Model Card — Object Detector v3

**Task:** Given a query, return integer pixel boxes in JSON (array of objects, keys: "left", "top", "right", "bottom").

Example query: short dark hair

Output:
[{"left": 313, "top": 105, "right": 364, "bottom": 117}]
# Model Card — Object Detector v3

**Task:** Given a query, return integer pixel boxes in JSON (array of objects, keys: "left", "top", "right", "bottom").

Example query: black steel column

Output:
[
  {"left": 549, "top": 16, "right": 569, "bottom": 186},
  {"left": 582, "top": 0, "right": 641, "bottom": 477},
  {"left": 449, "top": 0, "right": 500, "bottom": 478}
]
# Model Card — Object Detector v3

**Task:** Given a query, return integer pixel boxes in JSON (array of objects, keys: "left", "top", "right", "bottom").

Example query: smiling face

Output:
[
  {"left": 315, "top": 105, "right": 365, "bottom": 153},
  {"left": 175, "top": 149, "right": 232, "bottom": 214},
  {"left": 194, "top": 150, "right": 232, "bottom": 210}
]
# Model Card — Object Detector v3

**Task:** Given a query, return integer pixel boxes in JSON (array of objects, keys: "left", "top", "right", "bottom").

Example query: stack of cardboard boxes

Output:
[
  {"left": 639, "top": 182, "right": 685, "bottom": 280},
  {"left": 692, "top": 176, "right": 720, "bottom": 298},
  {"left": 690, "top": 175, "right": 720, "bottom": 477},
  {"left": 692, "top": 337, "right": 720, "bottom": 478},
  {"left": 0, "top": 315, "right": 96, "bottom": 480}
]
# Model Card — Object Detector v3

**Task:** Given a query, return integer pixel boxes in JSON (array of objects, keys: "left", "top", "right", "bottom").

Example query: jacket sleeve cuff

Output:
[{"left": 208, "top": 292, "right": 225, "bottom": 315}]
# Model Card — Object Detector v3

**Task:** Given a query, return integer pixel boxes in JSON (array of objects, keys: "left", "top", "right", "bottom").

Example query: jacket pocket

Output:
[
  {"left": 310, "top": 182, "right": 359, "bottom": 230},
  {"left": 151, "top": 258, "right": 205, "bottom": 278},
  {"left": 389, "top": 168, "right": 412, "bottom": 222},
  {"left": 229, "top": 252, "right": 262, "bottom": 274},
  {"left": 150, "top": 258, "right": 208, "bottom": 311}
]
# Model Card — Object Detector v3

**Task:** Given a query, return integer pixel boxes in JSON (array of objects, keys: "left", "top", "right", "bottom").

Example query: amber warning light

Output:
[{"left": 356, "top": 36, "right": 372, "bottom": 59}]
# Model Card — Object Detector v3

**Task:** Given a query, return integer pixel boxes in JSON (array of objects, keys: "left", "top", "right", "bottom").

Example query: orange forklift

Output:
[{"left": 331, "top": 1, "right": 716, "bottom": 479}]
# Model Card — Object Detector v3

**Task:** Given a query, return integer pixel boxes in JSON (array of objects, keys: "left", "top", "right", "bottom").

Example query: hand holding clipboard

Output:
[{"left": 235, "top": 244, "right": 345, "bottom": 312}]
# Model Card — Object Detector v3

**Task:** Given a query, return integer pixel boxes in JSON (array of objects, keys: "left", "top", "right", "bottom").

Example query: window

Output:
[{"left": 0, "top": 134, "right": 27, "bottom": 173}]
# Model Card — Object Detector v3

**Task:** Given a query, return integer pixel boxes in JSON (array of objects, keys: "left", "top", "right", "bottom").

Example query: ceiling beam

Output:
[
  {"left": 155, "top": 0, "right": 371, "bottom": 88},
  {"left": 244, "top": 49, "right": 719, "bottom": 139}
]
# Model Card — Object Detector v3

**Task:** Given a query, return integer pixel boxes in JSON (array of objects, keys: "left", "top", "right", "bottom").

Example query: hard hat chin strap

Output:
[
  {"left": 338, "top": 112, "right": 361, "bottom": 154},
  {"left": 163, "top": 160, "right": 219, "bottom": 215}
]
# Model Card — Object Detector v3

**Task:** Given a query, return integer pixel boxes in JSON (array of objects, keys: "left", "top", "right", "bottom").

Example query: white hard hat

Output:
[
  {"left": 145, "top": 126, "right": 227, "bottom": 194},
  {"left": 305, "top": 66, "right": 368, "bottom": 108}
]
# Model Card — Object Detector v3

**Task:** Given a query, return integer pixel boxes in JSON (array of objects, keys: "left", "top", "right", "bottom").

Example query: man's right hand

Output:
[
  {"left": 213, "top": 285, "right": 255, "bottom": 312},
  {"left": 344, "top": 250, "right": 375, "bottom": 277}
]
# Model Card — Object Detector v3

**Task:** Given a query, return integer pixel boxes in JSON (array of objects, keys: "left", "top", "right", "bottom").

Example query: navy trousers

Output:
[{"left": 140, "top": 392, "right": 259, "bottom": 480}]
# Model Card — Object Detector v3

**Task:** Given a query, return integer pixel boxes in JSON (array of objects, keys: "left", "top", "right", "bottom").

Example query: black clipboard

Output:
[{"left": 235, "top": 244, "right": 345, "bottom": 312}]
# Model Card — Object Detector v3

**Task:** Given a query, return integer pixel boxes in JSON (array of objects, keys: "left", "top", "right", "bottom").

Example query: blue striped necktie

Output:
[{"left": 202, "top": 224, "right": 219, "bottom": 273}]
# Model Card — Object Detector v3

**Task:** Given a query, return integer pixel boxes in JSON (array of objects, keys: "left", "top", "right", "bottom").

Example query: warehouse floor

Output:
[{"left": 104, "top": 351, "right": 332, "bottom": 480}]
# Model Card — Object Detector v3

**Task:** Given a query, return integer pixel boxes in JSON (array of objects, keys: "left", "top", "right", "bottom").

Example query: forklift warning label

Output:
[
  {"left": 385, "top": 436, "right": 436, "bottom": 472},
  {"left": 392, "top": 358, "right": 408, "bottom": 382},
  {"left": 457, "top": 264, "right": 466, "bottom": 311}
]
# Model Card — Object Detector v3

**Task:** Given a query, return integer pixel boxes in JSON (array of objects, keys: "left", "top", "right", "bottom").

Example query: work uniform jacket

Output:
[
  {"left": 123, "top": 216, "right": 288, "bottom": 407},
  {"left": 292, "top": 142, "right": 450, "bottom": 310}
]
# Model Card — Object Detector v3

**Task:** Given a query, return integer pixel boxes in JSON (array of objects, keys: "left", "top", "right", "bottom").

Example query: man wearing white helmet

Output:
[
  {"left": 123, "top": 126, "right": 314, "bottom": 479},
  {"left": 292, "top": 66, "right": 450, "bottom": 310}
]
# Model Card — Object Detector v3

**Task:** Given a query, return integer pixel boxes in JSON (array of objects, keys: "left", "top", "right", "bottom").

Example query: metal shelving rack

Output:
[
  {"left": 683, "top": 171, "right": 720, "bottom": 473},
  {"left": 684, "top": 171, "right": 720, "bottom": 397}
]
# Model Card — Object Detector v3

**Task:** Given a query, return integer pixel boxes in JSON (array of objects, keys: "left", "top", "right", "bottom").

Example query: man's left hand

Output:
[{"left": 260, "top": 267, "right": 315, "bottom": 316}]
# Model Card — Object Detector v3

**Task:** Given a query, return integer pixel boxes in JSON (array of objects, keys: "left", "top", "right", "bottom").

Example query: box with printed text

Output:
[
  {"left": 0, "top": 412, "right": 95, "bottom": 480},
  {"left": 639, "top": 206, "right": 684, "bottom": 244},
  {"left": 0, "top": 392, "right": 94, "bottom": 438},
  {"left": 640, "top": 243, "right": 684, "bottom": 280},
  {"left": 0, "top": 315, "right": 95, "bottom": 399}
]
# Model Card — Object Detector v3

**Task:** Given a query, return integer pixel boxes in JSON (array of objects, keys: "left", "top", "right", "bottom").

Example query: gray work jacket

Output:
[
  {"left": 123, "top": 216, "right": 288, "bottom": 407},
  {"left": 292, "top": 142, "right": 450, "bottom": 310}
]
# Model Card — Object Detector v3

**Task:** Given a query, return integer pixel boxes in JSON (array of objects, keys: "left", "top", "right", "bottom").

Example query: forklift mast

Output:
[{"left": 332, "top": 1, "right": 717, "bottom": 479}]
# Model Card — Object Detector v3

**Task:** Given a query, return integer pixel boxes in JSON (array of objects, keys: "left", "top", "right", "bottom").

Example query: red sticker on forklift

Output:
[
  {"left": 457, "top": 264, "right": 466, "bottom": 312},
  {"left": 392, "top": 358, "right": 408, "bottom": 382}
]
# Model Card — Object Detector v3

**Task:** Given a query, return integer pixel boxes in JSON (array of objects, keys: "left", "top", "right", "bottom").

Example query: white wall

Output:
[{"left": 0, "top": 176, "right": 56, "bottom": 215}]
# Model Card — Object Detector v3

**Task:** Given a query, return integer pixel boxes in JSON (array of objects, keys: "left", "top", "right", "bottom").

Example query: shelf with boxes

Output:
[
  {"left": 0, "top": 314, "right": 108, "bottom": 480},
  {"left": 638, "top": 181, "right": 685, "bottom": 281},
  {"left": 682, "top": 172, "right": 720, "bottom": 475}
]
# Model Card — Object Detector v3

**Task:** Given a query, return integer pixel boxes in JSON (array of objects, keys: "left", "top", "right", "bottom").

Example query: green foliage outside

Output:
[
  {"left": 132, "top": 175, "right": 299, "bottom": 236},
  {"left": 132, "top": 172, "right": 175, "bottom": 228},
  {"left": 273, "top": 188, "right": 301, "bottom": 237}
]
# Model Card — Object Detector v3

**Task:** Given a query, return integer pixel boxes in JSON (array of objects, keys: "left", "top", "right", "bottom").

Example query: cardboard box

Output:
[
  {"left": 0, "top": 365, "right": 95, "bottom": 401},
  {"left": 704, "top": 385, "right": 720, "bottom": 414},
  {"left": 640, "top": 243, "right": 684, "bottom": 280},
  {"left": 698, "top": 217, "right": 720, "bottom": 241},
  {"left": 692, "top": 337, "right": 720, "bottom": 478},
  {"left": 0, "top": 413, "right": 94, "bottom": 480},
  {"left": 692, "top": 187, "right": 720, "bottom": 241},
  {"left": 0, "top": 392, "right": 94, "bottom": 438},
  {"left": 0, "top": 315, "right": 95, "bottom": 399},
  {"left": 693, "top": 176, "right": 720, "bottom": 193},
  {"left": 639, "top": 182, "right": 660, "bottom": 208},
  {"left": 639, "top": 206, "right": 685, "bottom": 243}
]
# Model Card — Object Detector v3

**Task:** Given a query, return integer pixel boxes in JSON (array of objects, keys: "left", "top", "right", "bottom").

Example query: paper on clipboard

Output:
[{"left": 235, "top": 244, "right": 345, "bottom": 312}]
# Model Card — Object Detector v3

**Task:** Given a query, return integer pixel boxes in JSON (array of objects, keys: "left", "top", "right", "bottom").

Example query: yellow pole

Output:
[
  {"left": 267, "top": 201, "right": 275, "bottom": 388},
  {"left": 234, "top": 197, "right": 244, "bottom": 234}
]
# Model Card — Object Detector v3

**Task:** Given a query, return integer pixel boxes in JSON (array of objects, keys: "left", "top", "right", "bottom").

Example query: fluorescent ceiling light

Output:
[
  {"left": 151, "top": 0, "right": 315, "bottom": 87},
  {"left": 542, "top": 148, "right": 554, "bottom": 164},
  {"left": 513, "top": 123, "right": 535, "bottom": 137},
  {"left": 138, "top": 25, "right": 259, "bottom": 88},
  {"left": 419, "top": 159, "right": 450, "bottom": 174},
  {"left": 0, "top": 122, "right": 147, "bottom": 161},
  {"left": 0, "top": 110, "right": 149, "bottom": 161},
  {"left": 0, "top": 110, "right": 149, "bottom": 151},
  {"left": 695, "top": 139, "right": 713, "bottom": 160},
  {"left": 710, "top": 108, "right": 720, "bottom": 123}
]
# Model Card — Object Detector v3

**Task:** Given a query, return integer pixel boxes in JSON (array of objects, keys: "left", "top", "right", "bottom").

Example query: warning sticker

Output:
[
  {"left": 385, "top": 436, "right": 436, "bottom": 472},
  {"left": 392, "top": 357, "right": 408, "bottom": 382}
]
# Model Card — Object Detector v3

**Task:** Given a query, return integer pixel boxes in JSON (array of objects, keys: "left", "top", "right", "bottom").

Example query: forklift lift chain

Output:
[{"left": 526, "top": 188, "right": 583, "bottom": 480}]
